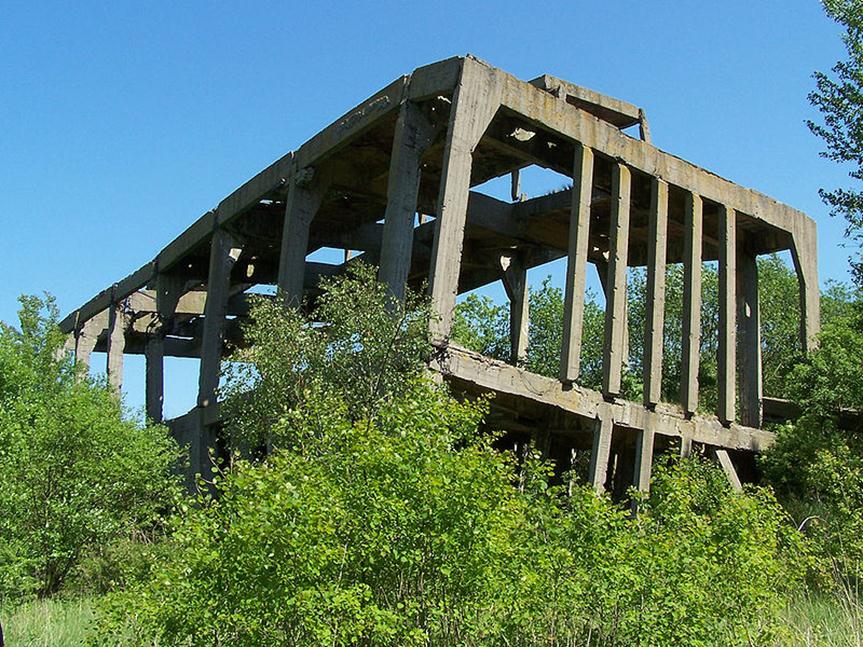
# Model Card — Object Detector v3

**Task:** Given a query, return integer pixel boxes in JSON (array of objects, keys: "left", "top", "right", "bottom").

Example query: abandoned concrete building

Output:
[{"left": 60, "top": 55, "right": 820, "bottom": 494}]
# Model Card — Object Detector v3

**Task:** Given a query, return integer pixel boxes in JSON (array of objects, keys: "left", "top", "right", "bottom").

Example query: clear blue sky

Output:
[{"left": 0, "top": 1, "right": 853, "bottom": 417}]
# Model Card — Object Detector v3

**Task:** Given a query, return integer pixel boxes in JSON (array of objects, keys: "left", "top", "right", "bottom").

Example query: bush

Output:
[
  {"left": 92, "top": 271, "right": 803, "bottom": 646},
  {"left": 0, "top": 294, "right": 182, "bottom": 599}
]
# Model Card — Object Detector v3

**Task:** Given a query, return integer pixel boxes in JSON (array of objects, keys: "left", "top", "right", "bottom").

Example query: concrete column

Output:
[
  {"left": 596, "top": 261, "right": 630, "bottom": 384},
  {"left": 737, "top": 248, "right": 762, "bottom": 427},
  {"left": 145, "top": 336, "right": 164, "bottom": 423},
  {"left": 602, "top": 163, "right": 631, "bottom": 398},
  {"left": 378, "top": 101, "right": 435, "bottom": 301},
  {"left": 428, "top": 59, "right": 500, "bottom": 341},
  {"left": 105, "top": 296, "right": 125, "bottom": 395},
  {"left": 510, "top": 169, "right": 521, "bottom": 201},
  {"left": 717, "top": 205, "right": 737, "bottom": 425},
  {"left": 681, "top": 192, "right": 703, "bottom": 415},
  {"left": 74, "top": 323, "right": 98, "bottom": 372},
  {"left": 277, "top": 168, "right": 324, "bottom": 305},
  {"left": 500, "top": 250, "right": 529, "bottom": 364},
  {"left": 679, "top": 435, "right": 693, "bottom": 458},
  {"left": 790, "top": 220, "right": 821, "bottom": 353},
  {"left": 643, "top": 178, "right": 668, "bottom": 407},
  {"left": 198, "top": 228, "right": 240, "bottom": 410},
  {"left": 587, "top": 416, "right": 613, "bottom": 494},
  {"left": 146, "top": 273, "right": 184, "bottom": 423},
  {"left": 633, "top": 424, "right": 655, "bottom": 492},
  {"left": 560, "top": 143, "right": 594, "bottom": 383},
  {"left": 713, "top": 448, "right": 742, "bottom": 492}
]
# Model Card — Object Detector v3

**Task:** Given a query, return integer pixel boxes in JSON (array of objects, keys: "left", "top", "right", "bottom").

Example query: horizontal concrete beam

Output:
[{"left": 432, "top": 343, "right": 774, "bottom": 453}]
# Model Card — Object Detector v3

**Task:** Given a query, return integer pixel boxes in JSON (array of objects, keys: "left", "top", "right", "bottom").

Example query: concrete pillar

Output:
[
  {"left": 596, "top": 260, "right": 630, "bottom": 385},
  {"left": 679, "top": 435, "right": 693, "bottom": 458},
  {"left": 428, "top": 59, "right": 500, "bottom": 341},
  {"left": 560, "top": 143, "right": 594, "bottom": 383},
  {"left": 587, "top": 416, "right": 613, "bottom": 494},
  {"left": 510, "top": 169, "right": 521, "bottom": 201},
  {"left": 145, "top": 336, "right": 164, "bottom": 423},
  {"left": 105, "top": 295, "right": 125, "bottom": 395},
  {"left": 717, "top": 205, "right": 737, "bottom": 425},
  {"left": 74, "top": 322, "right": 98, "bottom": 373},
  {"left": 277, "top": 168, "right": 324, "bottom": 305},
  {"left": 633, "top": 425, "right": 655, "bottom": 492},
  {"left": 790, "top": 220, "right": 821, "bottom": 353},
  {"left": 737, "top": 248, "right": 762, "bottom": 427},
  {"left": 643, "top": 178, "right": 668, "bottom": 407},
  {"left": 602, "top": 163, "right": 631, "bottom": 398},
  {"left": 681, "top": 192, "right": 703, "bottom": 415},
  {"left": 198, "top": 228, "right": 240, "bottom": 410},
  {"left": 378, "top": 101, "right": 435, "bottom": 301},
  {"left": 500, "top": 250, "right": 529, "bottom": 364},
  {"left": 713, "top": 448, "right": 742, "bottom": 492}
]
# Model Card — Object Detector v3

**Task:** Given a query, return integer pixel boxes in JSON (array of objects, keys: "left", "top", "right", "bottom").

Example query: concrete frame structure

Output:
[{"left": 60, "top": 56, "right": 819, "bottom": 493}]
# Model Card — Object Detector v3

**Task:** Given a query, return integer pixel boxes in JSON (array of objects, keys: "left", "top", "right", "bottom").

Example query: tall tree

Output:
[{"left": 808, "top": 0, "right": 863, "bottom": 285}]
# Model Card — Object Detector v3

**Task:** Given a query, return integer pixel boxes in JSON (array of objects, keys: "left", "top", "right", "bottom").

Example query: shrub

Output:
[
  {"left": 92, "top": 271, "right": 803, "bottom": 646},
  {"left": 0, "top": 294, "right": 182, "bottom": 599}
]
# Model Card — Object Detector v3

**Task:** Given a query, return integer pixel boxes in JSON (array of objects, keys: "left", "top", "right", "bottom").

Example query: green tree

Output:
[
  {"left": 221, "top": 263, "right": 431, "bottom": 452},
  {"left": 0, "top": 294, "right": 182, "bottom": 599},
  {"left": 808, "top": 0, "right": 863, "bottom": 285}
]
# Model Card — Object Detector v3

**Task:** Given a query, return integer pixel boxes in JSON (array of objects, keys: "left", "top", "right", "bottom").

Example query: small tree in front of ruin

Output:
[{"left": 0, "top": 294, "right": 182, "bottom": 599}]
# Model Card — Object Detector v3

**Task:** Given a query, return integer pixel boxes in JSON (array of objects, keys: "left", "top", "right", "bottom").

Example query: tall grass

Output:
[
  {"left": 1, "top": 597, "right": 95, "bottom": 646},
  {"left": 1, "top": 591, "right": 861, "bottom": 645},
  {"left": 783, "top": 587, "right": 863, "bottom": 646}
]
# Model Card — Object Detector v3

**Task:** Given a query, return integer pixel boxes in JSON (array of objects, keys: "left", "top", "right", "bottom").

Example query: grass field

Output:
[{"left": 1, "top": 593, "right": 861, "bottom": 646}]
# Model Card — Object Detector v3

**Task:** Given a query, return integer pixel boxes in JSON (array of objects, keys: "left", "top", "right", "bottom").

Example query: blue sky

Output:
[{"left": 0, "top": 1, "right": 853, "bottom": 416}]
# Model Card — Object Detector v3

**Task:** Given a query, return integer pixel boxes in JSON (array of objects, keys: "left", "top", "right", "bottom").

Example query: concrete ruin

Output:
[{"left": 60, "top": 56, "right": 819, "bottom": 494}]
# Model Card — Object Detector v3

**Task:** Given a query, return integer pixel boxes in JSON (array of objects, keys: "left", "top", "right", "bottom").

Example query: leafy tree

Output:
[
  {"left": 0, "top": 294, "right": 182, "bottom": 599},
  {"left": 760, "top": 290, "right": 863, "bottom": 581},
  {"left": 808, "top": 0, "right": 863, "bottom": 285},
  {"left": 221, "top": 263, "right": 431, "bottom": 452}
]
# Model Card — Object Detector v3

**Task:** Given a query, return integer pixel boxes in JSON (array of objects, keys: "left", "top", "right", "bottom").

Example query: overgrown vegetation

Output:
[
  {"left": 0, "top": 295, "right": 181, "bottom": 600},
  {"left": 91, "top": 266, "right": 805, "bottom": 646}
]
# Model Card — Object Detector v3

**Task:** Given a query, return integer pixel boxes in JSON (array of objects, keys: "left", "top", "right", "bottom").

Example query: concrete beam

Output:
[{"left": 432, "top": 343, "right": 774, "bottom": 452}]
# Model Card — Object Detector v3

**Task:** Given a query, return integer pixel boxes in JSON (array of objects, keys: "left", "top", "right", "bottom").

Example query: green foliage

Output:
[
  {"left": 222, "top": 263, "right": 430, "bottom": 451},
  {"left": 93, "top": 271, "right": 803, "bottom": 646},
  {"left": 761, "top": 302, "right": 863, "bottom": 579},
  {"left": 0, "top": 294, "right": 182, "bottom": 599},
  {"left": 808, "top": 0, "right": 863, "bottom": 285}
]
